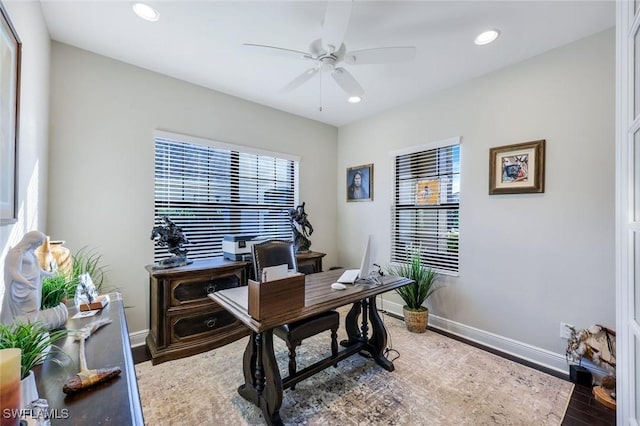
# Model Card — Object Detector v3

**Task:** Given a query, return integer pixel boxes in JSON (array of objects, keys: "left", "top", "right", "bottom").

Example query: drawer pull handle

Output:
[
  {"left": 206, "top": 284, "right": 217, "bottom": 294},
  {"left": 205, "top": 318, "right": 217, "bottom": 328}
]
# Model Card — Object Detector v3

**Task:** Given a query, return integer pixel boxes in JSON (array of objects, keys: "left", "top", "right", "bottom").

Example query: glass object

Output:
[
  {"left": 74, "top": 273, "right": 98, "bottom": 308},
  {"left": 24, "top": 398, "right": 51, "bottom": 426}
]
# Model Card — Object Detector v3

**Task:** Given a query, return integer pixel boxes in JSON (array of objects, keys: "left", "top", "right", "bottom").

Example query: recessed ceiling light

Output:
[
  {"left": 348, "top": 96, "right": 361, "bottom": 104},
  {"left": 474, "top": 30, "right": 500, "bottom": 46},
  {"left": 132, "top": 3, "right": 159, "bottom": 22}
]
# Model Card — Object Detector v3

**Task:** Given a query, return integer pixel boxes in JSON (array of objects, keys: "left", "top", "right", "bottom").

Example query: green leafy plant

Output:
[
  {"left": 0, "top": 321, "right": 69, "bottom": 380},
  {"left": 387, "top": 250, "right": 442, "bottom": 311},
  {"left": 41, "top": 273, "right": 74, "bottom": 309}
]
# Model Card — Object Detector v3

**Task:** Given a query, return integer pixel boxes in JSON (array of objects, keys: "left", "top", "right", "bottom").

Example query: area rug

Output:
[{"left": 135, "top": 310, "right": 573, "bottom": 425}]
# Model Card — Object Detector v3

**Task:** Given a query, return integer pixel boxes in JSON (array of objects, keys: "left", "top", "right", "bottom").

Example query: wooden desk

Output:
[
  {"left": 34, "top": 293, "right": 144, "bottom": 425},
  {"left": 210, "top": 269, "right": 412, "bottom": 426}
]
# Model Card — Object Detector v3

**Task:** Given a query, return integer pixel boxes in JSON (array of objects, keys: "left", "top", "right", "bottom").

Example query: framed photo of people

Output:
[
  {"left": 346, "top": 164, "right": 373, "bottom": 202},
  {"left": 0, "top": 4, "right": 21, "bottom": 225}
]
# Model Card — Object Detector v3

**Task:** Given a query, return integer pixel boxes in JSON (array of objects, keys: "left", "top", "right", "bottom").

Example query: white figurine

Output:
[{"left": 0, "top": 231, "right": 67, "bottom": 329}]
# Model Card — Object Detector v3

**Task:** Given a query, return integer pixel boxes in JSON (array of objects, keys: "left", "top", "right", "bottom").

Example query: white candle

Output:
[{"left": 0, "top": 348, "right": 21, "bottom": 426}]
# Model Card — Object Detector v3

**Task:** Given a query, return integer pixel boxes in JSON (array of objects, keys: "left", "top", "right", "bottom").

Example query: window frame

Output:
[
  {"left": 390, "top": 137, "right": 461, "bottom": 276},
  {"left": 152, "top": 130, "right": 300, "bottom": 262}
]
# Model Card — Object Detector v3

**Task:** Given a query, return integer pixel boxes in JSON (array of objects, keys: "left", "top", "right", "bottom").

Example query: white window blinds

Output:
[
  {"left": 153, "top": 137, "right": 298, "bottom": 262},
  {"left": 392, "top": 142, "right": 460, "bottom": 273}
]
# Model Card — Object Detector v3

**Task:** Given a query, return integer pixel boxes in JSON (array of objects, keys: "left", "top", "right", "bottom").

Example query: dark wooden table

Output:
[
  {"left": 210, "top": 269, "right": 412, "bottom": 426},
  {"left": 33, "top": 293, "right": 144, "bottom": 425}
]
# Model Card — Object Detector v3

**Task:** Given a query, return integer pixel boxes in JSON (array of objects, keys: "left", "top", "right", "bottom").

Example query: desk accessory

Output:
[
  {"left": 248, "top": 274, "right": 305, "bottom": 320},
  {"left": 78, "top": 294, "right": 109, "bottom": 312},
  {"left": 63, "top": 318, "right": 121, "bottom": 394},
  {"left": 331, "top": 282, "right": 346, "bottom": 290}
]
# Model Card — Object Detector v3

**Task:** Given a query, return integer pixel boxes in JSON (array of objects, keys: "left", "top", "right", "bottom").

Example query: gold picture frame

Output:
[
  {"left": 489, "top": 140, "right": 545, "bottom": 195},
  {"left": 416, "top": 179, "right": 440, "bottom": 205},
  {"left": 346, "top": 164, "right": 373, "bottom": 202},
  {"left": 0, "top": 3, "right": 21, "bottom": 225}
]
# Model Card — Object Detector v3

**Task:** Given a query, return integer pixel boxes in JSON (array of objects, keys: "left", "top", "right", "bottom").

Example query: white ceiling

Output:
[{"left": 39, "top": 1, "right": 615, "bottom": 127}]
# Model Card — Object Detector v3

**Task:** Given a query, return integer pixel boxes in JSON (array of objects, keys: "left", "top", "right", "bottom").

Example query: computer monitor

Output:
[
  {"left": 358, "top": 234, "right": 375, "bottom": 283},
  {"left": 336, "top": 234, "right": 377, "bottom": 285}
]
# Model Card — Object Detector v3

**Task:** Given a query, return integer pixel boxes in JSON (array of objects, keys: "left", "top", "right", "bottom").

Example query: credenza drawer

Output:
[
  {"left": 169, "top": 306, "right": 239, "bottom": 344},
  {"left": 170, "top": 269, "right": 243, "bottom": 307}
]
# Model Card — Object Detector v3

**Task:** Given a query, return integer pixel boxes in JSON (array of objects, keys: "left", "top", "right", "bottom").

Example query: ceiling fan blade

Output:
[
  {"left": 344, "top": 47, "right": 417, "bottom": 65},
  {"left": 280, "top": 68, "right": 319, "bottom": 93},
  {"left": 243, "top": 43, "right": 312, "bottom": 61},
  {"left": 321, "top": 0, "right": 353, "bottom": 54},
  {"left": 331, "top": 67, "right": 364, "bottom": 97}
]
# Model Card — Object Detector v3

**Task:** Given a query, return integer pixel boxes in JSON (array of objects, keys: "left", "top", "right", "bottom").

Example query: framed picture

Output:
[
  {"left": 489, "top": 140, "right": 545, "bottom": 195},
  {"left": 0, "top": 3, "right": 20, "bottom": 225},
  {"left": 416, "top": 179, "right": 440, "bottom": 205},
  {"left": 346, "top": 163, "right": 373, "bottom": 202}
]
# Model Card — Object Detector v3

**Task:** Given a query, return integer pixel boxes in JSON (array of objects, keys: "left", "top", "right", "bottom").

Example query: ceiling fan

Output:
[{"left": 243, "top": 1, "right": 416, "bottom": 107}]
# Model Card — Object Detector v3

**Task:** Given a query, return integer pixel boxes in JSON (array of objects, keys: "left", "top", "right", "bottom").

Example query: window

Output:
[
  {"left": 392, "top": 138, "right": 460, "bottom": 273},
  {"left": 153, "top": 133, "right": 298, "bottom": 262}
]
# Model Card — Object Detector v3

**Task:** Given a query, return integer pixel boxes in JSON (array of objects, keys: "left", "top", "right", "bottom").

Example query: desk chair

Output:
[{"left": 252, "top": 239, "right": 339, "bottom": 389}]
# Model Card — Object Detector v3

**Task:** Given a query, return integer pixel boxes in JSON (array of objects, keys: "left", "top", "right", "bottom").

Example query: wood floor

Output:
[{"left": 562, "top": 384, "right": 616, "bottom": 426}]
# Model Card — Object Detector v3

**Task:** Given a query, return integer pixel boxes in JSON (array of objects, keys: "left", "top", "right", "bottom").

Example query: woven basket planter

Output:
[{"left": 403, "top": 306, "right": 428, "bottom": 333}]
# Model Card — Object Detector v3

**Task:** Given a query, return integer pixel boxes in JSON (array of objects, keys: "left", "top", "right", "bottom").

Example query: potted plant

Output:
[
  {"left": 0, "top": 321, "right": 68, "bottom": 407},
  {"left": 387, "top": 250, "right": 442, "bottom": 333},
  {"left": 41, "top": 272, "right": 74, "bottom": 308},
  {"left": 40, "top": 272, "right": 75, "bottom": 330}
]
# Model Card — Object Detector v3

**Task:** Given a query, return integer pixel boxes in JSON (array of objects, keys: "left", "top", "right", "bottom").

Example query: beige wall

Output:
[
  {"left": 0, "top": 2, "right": 51, "bottom": 306},
  {"left": 337, "top": 29, "right": 615, "bottom": 371},
  {"left": 48, "top": 42, "right": 338, "bottom": 333}
]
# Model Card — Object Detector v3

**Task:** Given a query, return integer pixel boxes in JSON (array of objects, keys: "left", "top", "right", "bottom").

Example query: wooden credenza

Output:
[
  {"left": 295, "top": 251, "right": 326, "bottom": 275},
  {"left": 35, "top": 294, "right": 144, "bottom": 425},
  {"left": 145, "top": 258, "right": 251, "bottom": 365}
]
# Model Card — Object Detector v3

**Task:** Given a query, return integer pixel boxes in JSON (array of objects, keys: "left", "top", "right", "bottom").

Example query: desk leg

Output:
[
  {"left": 339, "top": 298, "right": 394, "bottom": 371},
  {"left": 340, "top": 302, "right": 362, "bottom": 347},
  {"left": 238, "top": 331, "right": 284, "bottom": 426},
  {"left": 367, "top": 296, "right": 394, "bottom": 371}
]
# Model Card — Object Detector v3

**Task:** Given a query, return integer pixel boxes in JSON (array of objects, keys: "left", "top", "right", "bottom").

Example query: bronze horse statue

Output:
[
  {"left": 150, "top": 216, "right": 192, "bottom": 267},
  {"left": 289, "top": 202, "right": 314, "bottom": 253}
]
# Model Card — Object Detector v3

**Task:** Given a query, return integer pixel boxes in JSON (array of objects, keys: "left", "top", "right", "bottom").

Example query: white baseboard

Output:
[
  {"left": 129, "top": 329, "right": 148, "bottom": 348},
  {"left": 377, "top": 297, "right": 570, "bottom": 377}
]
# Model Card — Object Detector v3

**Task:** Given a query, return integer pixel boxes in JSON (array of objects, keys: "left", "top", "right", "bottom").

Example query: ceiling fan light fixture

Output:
[
  {"left": 132, "top": 3, "right": 159, "bottom": 22},
  {"left": 474, "top": 30, "right": 500, "bottom": 46},
  {"left": 348, "top": 96, "right": 361, "bottom": 104}
]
